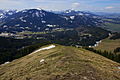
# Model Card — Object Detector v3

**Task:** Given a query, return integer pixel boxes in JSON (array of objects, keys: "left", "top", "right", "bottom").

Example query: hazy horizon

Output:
[{"left": 0, "top": 0, "right": 120, "bottom": 13}]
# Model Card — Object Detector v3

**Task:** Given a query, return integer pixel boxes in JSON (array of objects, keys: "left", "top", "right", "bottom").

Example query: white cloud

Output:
[
  {"left": 34, "top": 0, "right": 45, "bottom": 2},
  {"left": 72, "top": 2, "right": 80, "bottom": 9},
  {"left": 33, "top": 0, "right": 64, "bottom": 2},
  {"left": 0, "top": 0, "right": 23, "bottom": 9},
  {"left": 105, "top": 6, "right": 114, "bottom": 9}
]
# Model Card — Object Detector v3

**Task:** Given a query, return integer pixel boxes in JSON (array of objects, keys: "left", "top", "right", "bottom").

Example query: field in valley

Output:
[{"left": 94, "top": 38, "right": 120, "bottom": 53}]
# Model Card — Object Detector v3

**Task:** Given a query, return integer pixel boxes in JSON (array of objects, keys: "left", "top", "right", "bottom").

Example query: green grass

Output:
[
  {"left": 0, "top": 45, "right": 120, "bottom": 80},
  {"left": 95, "top": 38, "right": 120, "bottom": 53},
  {"left": 103, "top": 19, "right": 114, "bottom": 22},
  {"left": 102, "top": 22, "right": 120, "bottom": 32},
  {"left": 17, "top": 31, "right": 50, "bottom": 35},
  {"left": 17, "top": 29, "right": 66, "bottom": 35}
]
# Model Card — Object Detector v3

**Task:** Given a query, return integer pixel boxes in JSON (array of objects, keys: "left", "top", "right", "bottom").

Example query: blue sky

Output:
[{"left": 0, "top": 0, "right": 120, "bottom": 13}]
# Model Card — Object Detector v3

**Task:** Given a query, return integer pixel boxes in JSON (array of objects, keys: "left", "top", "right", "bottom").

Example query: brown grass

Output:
[
  {"left": 95, "top": 38, "right": 120, "bottom": 52},
  {"left": 0, "top": 45, "right": 120, "bottom": 80}
]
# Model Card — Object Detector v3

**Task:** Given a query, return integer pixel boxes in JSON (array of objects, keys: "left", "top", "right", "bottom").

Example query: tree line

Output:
[
  {"left": 0, "top": 37, "right": 51, "bottom": 64},
  {"left": 84, "top": 47, "right": 120, "bottom": 63}
]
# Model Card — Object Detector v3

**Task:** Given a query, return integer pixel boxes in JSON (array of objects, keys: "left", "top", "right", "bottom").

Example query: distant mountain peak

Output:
[
  {"left": 0, "top": 9, "right": 18, "bottom": 20},
  {"left": 65, "top": 9, "right": 76, "bottom": 13},
  {"left": 36, "top": 7, "right": 43, "bottom": 11}
]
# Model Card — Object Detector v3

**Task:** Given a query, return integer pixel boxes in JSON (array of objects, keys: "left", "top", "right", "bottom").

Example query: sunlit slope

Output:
[
  {"left": 0, "top": 45, "right": 120, "bottom": 80},
  {"left": 95, "top": 38, "right": 120, "bottom": 52}
]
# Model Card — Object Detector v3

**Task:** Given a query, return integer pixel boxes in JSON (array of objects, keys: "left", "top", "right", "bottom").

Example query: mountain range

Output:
[
  {"left": 0, "top": 8, "right": 120, "bottom": 80},
  {"left": 0, "top": 9, "right": 103, "bottom": 32},
  {"left": 0, "top": 10, "right": 17, "bottom": 20}
]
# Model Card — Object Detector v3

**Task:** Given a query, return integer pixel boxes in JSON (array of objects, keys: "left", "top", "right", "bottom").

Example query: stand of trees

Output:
[
  {"left": 110, "top": 33, "right": 120, "bottom": 40},
  {"left": 114, "top": 47, "right": 120, "bottom": 53},
  {"left": 35, "top": 27, "right": 109, "bottom": 46},
  {"left": 0, "top": 27, "right": 110, "bottom": 64},
  {"left": 0, "top": 37, "right": 51, "bottom": 64},
  {"left": 84, "top": 47, "right": 120, "bottom": 63}
]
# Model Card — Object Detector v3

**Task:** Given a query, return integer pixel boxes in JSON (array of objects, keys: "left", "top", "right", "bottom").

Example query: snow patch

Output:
[
  {"left": 25, "top": 27, "right": 30, "bottom": 29},
  {"left": 83, "top": 76, "right": 88, "bottom": 79},
  {"left": 1, "top": 61, "right": 10, "bottom": 66},
  {"left": 88, "top": 40, "right": 102, "bottom": 48},
  {"left": 38, "top": 27, "right": 40, "bottom": 30},
  {"left": 30, "top": 22, "right": 32, "bottom": 25},
  {"left": 31, "top": 45, "right": 56, "bottom": 54},
  {"left": 34, "top": 25, "right": 37, "bottom": 28},
  {"left": 45, "top": 28, "right": 49, "bottom": 30},
  {"left": 40, "top": 59, "right": 45, "bottom": 63},
  {"left": 42, "top": 20, "right": 46, "bottom": 23},
  {"left": 8, "top": 12, "right": 13, "bottom": 15},
  {"left": 66, "top": 12, "right": 69, "bottom": 13},
  {"left": 11, "top": 18, "right": 15, "bottom": 20},
  {"left": 64, "top": 17, "right": 69, "bottom": 20},
  {"left": 93, "top": 16, "right": 98, "bottom": 18},
  {"left": 0, "top": 14, "right": 5, "bottom": 18},
  {"left": 70, "top": 16, "right": 75, "bottom": 20},
  {"left": 20, "top": 17, "right": 27, "bottom": 22},
  {"left": 21, "top": 10, "right": 27, "bottom": 13},
  {"left": 23, "top": 20, "right": 27, "bottom": 22},
  {"left": 15, "top": 24, "right": 20, "bottom": 26},
  {"left": 5, "top": 62, "right": 10, "bottom": 64},
  {"left": 94, "top": 44, "right": 98, "bottom": 47},
  {"left": 85, "top": 14, "right": 90, "bottom": 16},
  {"left": 36, "top": 12, "right": 40, "bottom": 17},
  {"left": 20, "top": 27, "right": 24, "bottom": 29},
  {"left": 3, "top": 25, "right": 8, "bottom": 28},
  {"left": 89, "top": 46, "right": 92, "bottom": 48},
  {"left": 78, "top": 13, "right": 84, "bottom": 16},
  {"left": 109, "top": 33, "right": 112, "bottom": 36},
  {"left": 66, "top": 10, "right": 72, "bottom": 13},
  {"left": 91, "top": 40, "right": 102, "bottom": 47},
  {"left": 36, "top": 8, "right": 42, "bottom": 11},
  {"left": 46, "top": 24, "right": 58, "bottom": 27},
  {"left": 118, "top": 67, "right": 120, "bottom": 69},
  {"left": 0, "top": 13, "right": 3, "bottom": 16},
  {"left": 32, "top": 13, "right": 35, "bottom": 17},
  {"left": 70, "top": 21, "right": 73, "bottom": 23}
]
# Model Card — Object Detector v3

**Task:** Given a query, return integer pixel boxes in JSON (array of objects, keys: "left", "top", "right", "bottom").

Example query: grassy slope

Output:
[
  {"left": 0, "top": 45, "right": 120, "bottom": 80},
  {"left": 95, "top": 38, "right": 120, "bottom": 53},
  {"left": 99, "top": 18, "right": 120, "bottom": 32},
  {"left": 104, "top": 22, "right": 120, "bottom": 32}
]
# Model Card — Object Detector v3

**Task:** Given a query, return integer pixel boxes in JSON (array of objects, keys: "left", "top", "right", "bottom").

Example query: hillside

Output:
[
  {"left": 0, "top": 45, "right": 120, "bottom": 80},
  {"left": 0, "top": 9, "right": 102, "bottom": 32},
  {"left": 100, "top": 18, "right": 120, "bottom": 32},
  {"left": 94, "top": 38, "right": 120, "bottom": 53}
]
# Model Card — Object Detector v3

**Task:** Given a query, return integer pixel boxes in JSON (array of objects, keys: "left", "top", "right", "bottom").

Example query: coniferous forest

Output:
[{"left": 84, "top": 47, "right": 120, "bottom": 63}]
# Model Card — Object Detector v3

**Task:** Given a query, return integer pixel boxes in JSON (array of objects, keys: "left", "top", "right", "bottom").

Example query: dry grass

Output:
[
  {"left": 95, "top": 38, "right": 120, "bottom": 53},
  {"left": 0, "top": 45, "right": 120, "bottom": 80}
]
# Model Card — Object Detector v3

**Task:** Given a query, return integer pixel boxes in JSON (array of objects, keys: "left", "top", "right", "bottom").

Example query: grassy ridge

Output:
[{"left": 0, "top": 45, "right": 120, "bottom": 80}]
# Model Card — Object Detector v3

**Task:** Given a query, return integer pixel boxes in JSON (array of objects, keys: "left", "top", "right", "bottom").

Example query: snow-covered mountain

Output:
[
  {"left": 0, "top": 9, "right": 103, "bottom": 32},
  {"left": 0, "top": 10, "right": 18, "bottom": 20},
  {"left": 57, "top": 9, "right": 98, "bottom": 17}
]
